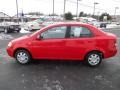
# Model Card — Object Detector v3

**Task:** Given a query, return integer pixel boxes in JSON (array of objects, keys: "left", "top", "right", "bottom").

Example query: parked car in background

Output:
[
  {"left": 80, "top": 17, "right": 101, "bottom": 28},
  {"left": 90, "top": 20, "right": 100, "bottom": 28},
  {"left": 7, "top": 22, "right": 117, "bottom": 67},
  {"left": 23, "top": 19, "right": 44, "bottom": 31},
  {"left": 42, "top": 21, "right": 55, "bottom": 27},
  {"left": 100, "top": 22, "right": 107, "bottom": 28},
  {"left": 88, "top": 20, "right": 107, "bottom": 28},
  {"left": 116, "top": 22, "right": 120, "bottom": 25},
  {"left": 0, "top": 22, "right": 21, "bottom": 33}
]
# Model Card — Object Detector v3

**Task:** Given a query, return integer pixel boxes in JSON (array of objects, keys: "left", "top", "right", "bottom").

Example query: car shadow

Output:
[{"left": 28, "top": 59, "right": 104, "bottom": 69}]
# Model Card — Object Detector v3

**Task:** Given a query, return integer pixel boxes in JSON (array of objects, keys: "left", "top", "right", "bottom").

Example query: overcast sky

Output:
[{"left": 0, "top": 0, "right": 120, "bottom": 16}]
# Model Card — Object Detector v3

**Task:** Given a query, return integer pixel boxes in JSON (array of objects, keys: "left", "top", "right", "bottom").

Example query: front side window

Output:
[
  {"left": 41, "top": 26, "right": 67, "bottom": 39},
  {"left": 70, "top": 26, "right": 93, "bottom": 38}
]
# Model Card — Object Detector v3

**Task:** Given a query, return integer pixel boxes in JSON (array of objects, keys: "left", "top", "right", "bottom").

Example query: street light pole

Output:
[
  {"left": 53, "top": 0, "right": 54, "bottom": 21},
  {"left": 76, "top": 0, "right": 81, "bottom": 20},
  {"left": 16, "top": 0, "right": 19, "bottom": 23},
  {"left": 93, "top": 2, "right": 99, "bottom": 16}
]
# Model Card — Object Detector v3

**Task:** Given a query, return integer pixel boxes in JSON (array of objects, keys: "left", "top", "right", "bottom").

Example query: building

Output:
[
  {"left": 0, "top": 12, "right": 11, "bottom": 22},
  {"left": 112, "top": 15, "right": 120, "bottom": 22}
]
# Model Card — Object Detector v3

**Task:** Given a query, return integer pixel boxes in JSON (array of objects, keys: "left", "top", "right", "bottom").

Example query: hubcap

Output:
[
  {"left": 17, "top": 52, "right": 29, "bottom": 64},
  {"left": 88, "top": 54, "right": 100, "bottom": 66}
]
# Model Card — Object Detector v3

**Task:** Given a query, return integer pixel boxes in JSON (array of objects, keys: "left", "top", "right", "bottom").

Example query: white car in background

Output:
[
  {"left": 90, "top": 20, "right": 100, "bottom": 28},
  {"left": 80, "top": 17, "right": 100, "bottom": 28},
  {"left": 23, "top": 19, "right": 44, "bottom": 31},
  {"left": 42, "top": 21, "right": 55, "bottom": 27}
]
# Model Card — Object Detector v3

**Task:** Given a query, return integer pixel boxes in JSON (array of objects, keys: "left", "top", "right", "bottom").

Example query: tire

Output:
[
  {"left": 85, "top": 52, "right": 102, "bottom": 67},
  {"left": 17, "top": 30, "right": 20, "bottom": 33},
  {"left": 15, "top": 50, "right": 31, "bottom": 64},
  {"left": 4, "top": 28, "right": 8, "bottom": 34}
]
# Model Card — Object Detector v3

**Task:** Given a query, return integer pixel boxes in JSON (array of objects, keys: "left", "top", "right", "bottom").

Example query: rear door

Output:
[{"left": 64, "top": 25, "right": 95, "bottom": 60}]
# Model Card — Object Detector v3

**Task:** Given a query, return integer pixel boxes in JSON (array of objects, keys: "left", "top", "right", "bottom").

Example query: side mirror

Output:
[
  {"left": 36, "top": 35, "right": 43, "bottom": 40},
  {"left": 36, "top": 32, "right": 47, "bottom": 40},
  {"left": 36, "top": 35, "right": 40, "bottom": 40}
]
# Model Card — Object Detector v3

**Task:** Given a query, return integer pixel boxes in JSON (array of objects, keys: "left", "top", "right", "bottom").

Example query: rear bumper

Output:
[{"left": 104, "top": 49, "right": 117, "bottom": 58}]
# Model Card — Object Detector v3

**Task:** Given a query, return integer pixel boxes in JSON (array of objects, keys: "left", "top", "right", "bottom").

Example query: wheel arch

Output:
[
  {"left": 84, "top": 50, "right": 104, "bottom": 60},
  {"left": 13, "top": 48, "right": 32, "bottom": 58}
]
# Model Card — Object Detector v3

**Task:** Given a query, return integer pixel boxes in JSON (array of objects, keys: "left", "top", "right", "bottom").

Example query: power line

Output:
[
  {"left": 67, "top": 0, "right": 115, "bottom": 13},
  {"left": 112, "top": 0, "right": 120, "bottom": 3}
]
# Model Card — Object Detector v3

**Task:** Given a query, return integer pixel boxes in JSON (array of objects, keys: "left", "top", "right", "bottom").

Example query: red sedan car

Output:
[{"left": 7, "top": 22, "right": 117, "bottom": 66}]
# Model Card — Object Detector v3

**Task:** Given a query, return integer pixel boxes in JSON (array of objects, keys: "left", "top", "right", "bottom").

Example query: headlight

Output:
[{"left": 8, "top": 42, "right": 12, "bottom": 47}]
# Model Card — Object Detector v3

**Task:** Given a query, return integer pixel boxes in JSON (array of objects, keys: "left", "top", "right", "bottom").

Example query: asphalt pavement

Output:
[{"left": 0, "top": 28, "right": 120, "bottom": 90}]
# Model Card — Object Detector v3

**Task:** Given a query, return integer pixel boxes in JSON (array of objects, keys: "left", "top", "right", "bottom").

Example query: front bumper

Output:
[{"left": 6, "top": 47, "right": 14, "bottom": 57}]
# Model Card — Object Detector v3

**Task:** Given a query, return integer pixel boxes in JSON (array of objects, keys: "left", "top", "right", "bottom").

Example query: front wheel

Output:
[
  {"left": 85, "top": 52, "right": 102, "bottom": 67},
  {"left": 15, "top": 50, "right": 31, "bottom": 64}
]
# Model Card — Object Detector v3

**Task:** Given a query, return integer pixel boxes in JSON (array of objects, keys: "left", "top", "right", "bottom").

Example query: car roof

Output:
[
  {"left": 47, "top": 21, "right": 91, "bottom": 27},
  {"left": 32, "top": 21, "right": 106, "bottom": 37}
]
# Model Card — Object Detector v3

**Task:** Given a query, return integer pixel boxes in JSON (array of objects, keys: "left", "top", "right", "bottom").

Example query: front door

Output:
[{"left": 31, "top": 26, "right": 68, "bottom": 59}]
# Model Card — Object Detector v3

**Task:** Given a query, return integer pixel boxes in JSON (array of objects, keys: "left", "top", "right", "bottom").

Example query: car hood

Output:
[{"left": 11, "top": 35, "right": 31, "bottom": 43}]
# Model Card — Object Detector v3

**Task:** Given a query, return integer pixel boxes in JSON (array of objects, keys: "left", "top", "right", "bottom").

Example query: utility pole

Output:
[
  {"left": 16, "top": 0, "right": 19, "bottom": 24},
  {"left": 53, "top": 0, "right": 54, "bottom": 21},
  {"left": 63, "top": 0, "right": 66, "bottom": 20}
]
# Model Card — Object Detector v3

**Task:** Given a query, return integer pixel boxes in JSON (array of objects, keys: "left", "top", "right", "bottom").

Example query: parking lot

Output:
[{"left": 0, "top": 28, "right": 120, "bottom": 90}]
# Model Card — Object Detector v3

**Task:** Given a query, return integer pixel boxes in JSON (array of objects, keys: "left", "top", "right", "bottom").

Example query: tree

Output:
[
  {"left": 28, "top": 12, "right": 44, "bottom": 15},
  {"left": 79, "top": 12, "right": 91, "bottom": 17},
  {"left": 64, "top": 12, "right": 73, "bottom": 20},
  {"left": 79, "top": 11, "right": 84, "bottom": 17},
  {"left": 99, "top": 13, "right": 112, "bottom": 21}
]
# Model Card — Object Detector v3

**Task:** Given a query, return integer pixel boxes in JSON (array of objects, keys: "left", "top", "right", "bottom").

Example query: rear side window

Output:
[{"left": 70, "top": 26, "right": 93, "bottom": 38}]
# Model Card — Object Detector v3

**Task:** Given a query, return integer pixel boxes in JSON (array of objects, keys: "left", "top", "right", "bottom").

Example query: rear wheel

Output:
[
  {"left": 15, "top": 50, "right": 31, "bottom": 64},
  {"left": 85, "top": 52, "right": 102, "bottom": 67}
]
